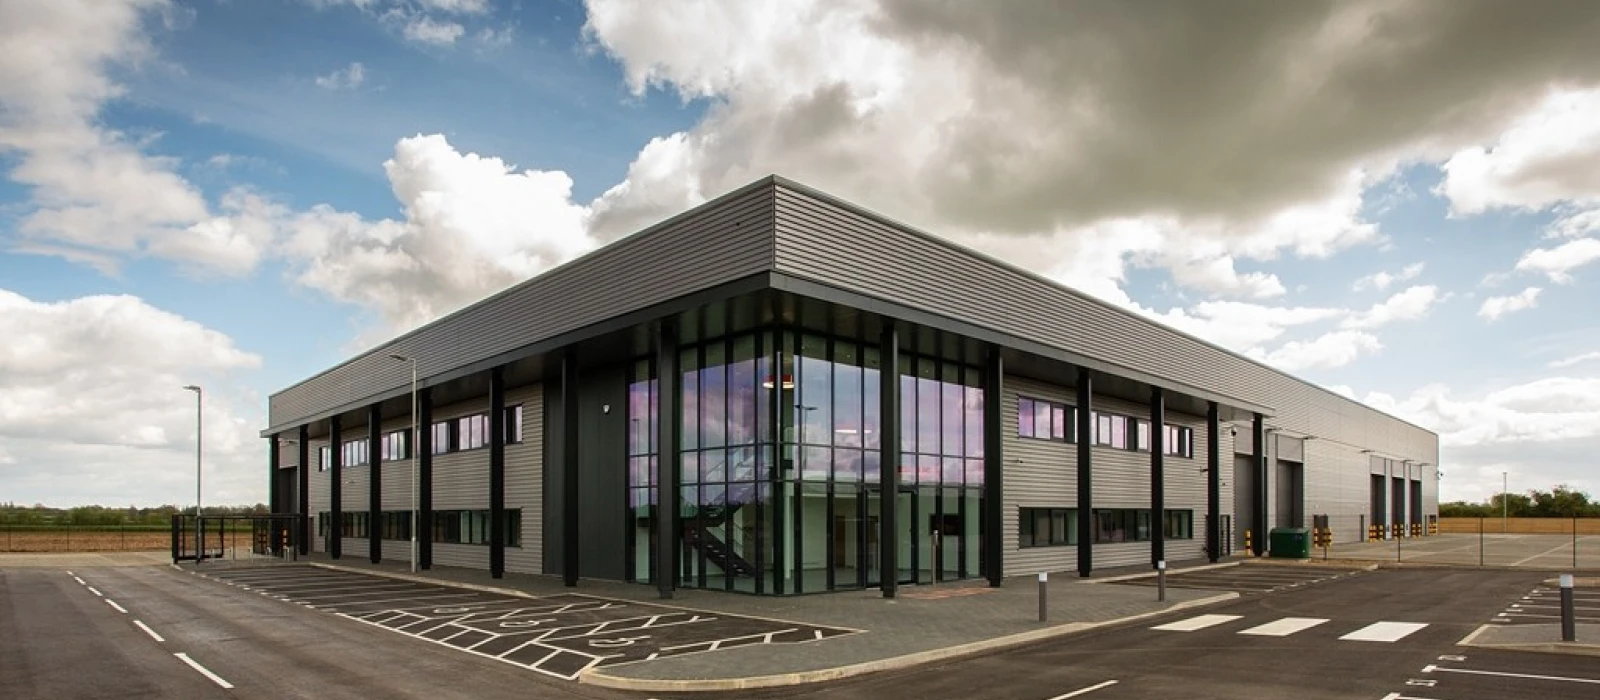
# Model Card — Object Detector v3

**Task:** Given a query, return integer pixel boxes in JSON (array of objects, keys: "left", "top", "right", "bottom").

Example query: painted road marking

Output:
[
  {"left": 73, "top": 576, "right": 86, "bottom": 586},
  {"left": 1238, "top": 617, "right": 1330, "bottom": 637},
  {"left": 1422, "top": 664, "right": 1600, "bottom": 685},
  {"left": 106, "top": 599, "right": 128, "bottom": 614},
  {"left": 174, "top": 652, "right": 234, "bottom": 689},
  {"left": 87, "top": 586, "right": 103, "bottom": 597},
  {"left": 1151, "top": 614, "right": 1242, "bottom": 631},
  {"left": 1046, "top": 679, "right": 1118, "bottom": 699},
  {"left": 1340, "top": 622, "right": 1428, "bottom": 642},
  {"left": 134, "top": 620, "right": 166, "bottom": 642}
]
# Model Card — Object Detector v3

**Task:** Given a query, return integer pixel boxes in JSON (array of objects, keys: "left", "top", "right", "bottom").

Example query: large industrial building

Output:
[{"left": 262, "top": 176, "right": 1440, "bottom": 598}]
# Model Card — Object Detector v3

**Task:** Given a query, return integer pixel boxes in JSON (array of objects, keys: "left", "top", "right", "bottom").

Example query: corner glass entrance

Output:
[{"left": 625, "top": 315, "right": 987, "bottom": 595}]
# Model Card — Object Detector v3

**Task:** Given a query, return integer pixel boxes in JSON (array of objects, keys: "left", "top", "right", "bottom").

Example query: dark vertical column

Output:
[
  {"left": 561, "top": 349, "right": 581, "bottom": 586},
  {"left": 418, "top": 387, "right": 434, "bottom": 569},
  {"left": 878, "top": 322, "right": 901, "bottom": 598},
  {"left": 983, "top": 347, "right": 1003, "bottom": 587},
  {"left": 489, "top": 367, "right": 506, "bottom": 579},
  {"left": 297, "top": 425, "right": 310, "bottom": 555},
  {"left": 1251, "top": 412, "right": 1266, "bottom": 556},
  {"left": 1205, "top": 402, "right": 1220, "bottom": 563},
  {"left": 330, "top": 415, "right": 343, "bottom": 559},
  {"left": 368, "top": 404, "right": 382, "bottom": 564},
  {"left": 1076, "top": 369, "right": 1093, "bottom": 577},
  {"left": 1150, "top": 387, "right": 1165, "bottom": 569},
  {"left": 268, "top": 436, "right": 281, "bottom": 514},
  {"left": 654, "top": 320, "right": 681, "bottom": 599}
]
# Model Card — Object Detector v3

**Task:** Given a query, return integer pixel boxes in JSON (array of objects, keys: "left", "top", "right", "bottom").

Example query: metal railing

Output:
[{"left": 171, "top": 513, "right": 303, "bottom": 564}]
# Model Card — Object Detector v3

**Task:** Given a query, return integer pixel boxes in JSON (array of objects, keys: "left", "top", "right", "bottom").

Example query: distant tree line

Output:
[
  {"left": 0, "top": 503, "right": 269, "bottom": 526},
  {"left": 1439, "top": 485, "right": 1600, "bottom": 518}
]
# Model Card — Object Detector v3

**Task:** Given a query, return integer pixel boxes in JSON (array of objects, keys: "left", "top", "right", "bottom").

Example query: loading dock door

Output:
[
  {"left": 1391, "top": 476, "right": 1406, "bottom": 537},
  {"left": 1409, "top": 479, "right": 1423, "bottom": 533},
  {"left": 1370, "top": 475, "right": 1386, "bottom": 539},
  {"left": 1275, "top": 460, "right": 1304, "bottom": 529}
]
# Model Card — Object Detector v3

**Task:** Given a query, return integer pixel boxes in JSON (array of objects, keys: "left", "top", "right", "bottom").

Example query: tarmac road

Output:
[{"left": 0, "top": 565, "right": 636, "bottom": 700}]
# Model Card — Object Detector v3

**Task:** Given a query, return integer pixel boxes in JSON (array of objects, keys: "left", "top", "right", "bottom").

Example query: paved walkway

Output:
[{"left": 238, "top": 554, "right": 1232, "bottom": 690}]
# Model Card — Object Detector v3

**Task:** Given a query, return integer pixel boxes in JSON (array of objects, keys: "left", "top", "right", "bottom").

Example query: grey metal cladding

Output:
[
  {"left": 267, "top": 181, "right": 778, "bottom": 430},
  {"left": 769, "top": 179, "right": 1437, "bottom": 462}
]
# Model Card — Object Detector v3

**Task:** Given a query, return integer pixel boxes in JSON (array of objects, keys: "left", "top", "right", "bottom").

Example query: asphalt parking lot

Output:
[
  {"left": 1327, "top": 533, "right": 1600, "bottom": 569},
  {"left": 1113, "top": 562, "right": 1367, "bottom": 594},
  {"left": 196, "top": 565, "right": 856, "bottom": 681}
]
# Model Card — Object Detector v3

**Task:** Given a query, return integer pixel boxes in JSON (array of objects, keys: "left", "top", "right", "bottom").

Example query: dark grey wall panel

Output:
[
  {"left": 577, "top": 364, "right": 627, "bottom": 581},
  {"left": 770, "top": 181, "right": 1438, "bottom": 469},
  {"left": 268, "top": 182, "right": 777, "bottom": 431}
]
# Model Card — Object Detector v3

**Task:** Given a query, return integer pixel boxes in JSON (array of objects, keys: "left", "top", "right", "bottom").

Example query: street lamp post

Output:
[
  {"left": 183, "top": 385, "right": 203, "bottom": 560},
  {"left": 389, "top": 354, "right": 419, "bottom": 573}
]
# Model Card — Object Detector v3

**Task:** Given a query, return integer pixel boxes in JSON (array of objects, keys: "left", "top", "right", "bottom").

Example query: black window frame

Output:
[
  {"left": 1018, "top": 507, "right": 1078, "bottom": 547},
  {"left": 1017, "top": 397, "right": 1075, "bottom": 443}
]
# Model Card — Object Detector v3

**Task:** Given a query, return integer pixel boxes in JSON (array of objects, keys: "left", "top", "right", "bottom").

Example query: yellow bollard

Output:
[{"left": 1245, "top": 529, "right": 1253, "bottom": 556}]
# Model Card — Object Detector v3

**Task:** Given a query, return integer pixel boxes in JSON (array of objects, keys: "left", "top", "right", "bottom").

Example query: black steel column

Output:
[
  {"left": 562, "top": 349, "right": 581, "bottom": 586},
  {"left": 1076, "top": 369, "right": 1093, "bottom": 577},
  {"left": 879, "top": 322, "right": 901, "bottom": 598},
  {"left": 1150, "top": 388, "right": 1165, "bottom": 569},
  {"left": 983, "top": 347, "right": 1003, "bottom": 587},
  {"left": 1252, "top": 412, "right": 1266, "bottom": 556},
  {"left": 369, "top": 404, "right": 382, "bottom": 564},
  {"left": 489, "top": 367, "right": 506, "bottom": 579},
  {"left": 268, "top": 435, "right": 281, "bottom": 514},
  {"left": 297, "top": 425, "right": 310, "bottom": 555},
  {"left": 418, "top": 387, "right": 434, "bottom": 570},
  {"left": 1206, "top": 402, "right": 1220, "bottom": 563},
  {"left": 654, "top": 320, "right": 681, "bottom": 599},
  {"left": 330, "top": 414, "right": 343, "bottom": 559}
]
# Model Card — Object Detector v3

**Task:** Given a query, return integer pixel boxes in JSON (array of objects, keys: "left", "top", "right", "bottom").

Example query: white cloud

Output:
[
  {"left": 1352, "top": 261, "right": 1424, "bottom": 291},
  {"left": 0, "top": 289, "right": 265, "bottom": 507},
  {"left": 1477, "top": 286, "right": 1542, "bottom": 321},
  {"left": 1513, "top": 237, "right": 1600, "bottom": 283},
  {"left": 281, "top": 134, "right": 597, "bottom": 332},
  {"left": 1548, "top": 207, "right": 1600, "bottom": 239},
  {"left": 416, "top": 0, "right": 489, "bottom": 13},
  {"left": 1549, "top": 351, "right": 1600, "bottom": 368},
  {"left": 1341, "top": 285, "right": 1442, "bottom": 329},
  {"left": 0, "top": 0, "right": 275, "bottom": 275},
  {"left": 314, "top": 61, "right": 366, "bottom": 90},
  {"left": 402, "top": 16, "right": 464, "bottom": 45},
  {"left": 1365, "top": 378, "right": 1600, "bottom": 449},
  {"left": 1439, "top": 89, "right": 1600, "bottom": 216},
  {"left": 1251, "top": 330, "right": 1382, "bottom": 372}
]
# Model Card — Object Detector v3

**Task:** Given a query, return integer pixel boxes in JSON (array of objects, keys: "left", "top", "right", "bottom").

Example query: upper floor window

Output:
[
  {"left": 341, "top": 438, "right": 368, "bottom": 466},
  {"left": 457, "top": 413, "right": 489, "bottom": 451},
  {"left": 1164, "top": 424, "right": 1194, "bottom": 458},
  {"left": 380, "top": 430, "right": 410, "bottom": 462},
  {"left": 430, "top": 421, "right": 451, "bottom": 455},
  {"left": 1017, "top": 397, "right": 1072, "bottom": 442},
  {"left": 318, "top": 446, "right": 331, "bottom": 472},
  {"left": 505, "top": 404, "right": 523, "bottom": 444}
]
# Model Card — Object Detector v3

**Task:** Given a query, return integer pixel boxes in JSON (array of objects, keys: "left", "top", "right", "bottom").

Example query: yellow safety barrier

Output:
[{"left": 1244, "top": 529, "right": 1253, "bottom": 556}]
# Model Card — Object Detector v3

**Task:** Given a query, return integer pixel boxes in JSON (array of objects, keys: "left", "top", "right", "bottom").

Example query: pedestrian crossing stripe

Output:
[{"left": 1151, "top": 614, "right": 1429, "bottom": 642}]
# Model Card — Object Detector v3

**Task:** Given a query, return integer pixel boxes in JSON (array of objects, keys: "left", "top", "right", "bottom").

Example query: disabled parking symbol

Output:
[{"left": 587, "top": 635, "right": 651, "bottom": 648}]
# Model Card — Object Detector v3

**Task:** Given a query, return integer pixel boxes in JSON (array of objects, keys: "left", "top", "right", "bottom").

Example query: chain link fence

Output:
[{"left": 1321, "top": 517, "right": 1599, "bottom": 569}]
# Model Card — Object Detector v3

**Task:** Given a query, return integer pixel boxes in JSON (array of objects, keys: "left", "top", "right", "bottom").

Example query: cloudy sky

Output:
[{"left": 3, "top": 0, "right": 1598, "bottom": 509}]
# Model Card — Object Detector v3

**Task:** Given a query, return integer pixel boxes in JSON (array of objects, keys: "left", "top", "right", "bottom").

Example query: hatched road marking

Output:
[
  {"left": 1151, "top": 614, "right": 1242, "bottom": 631},
  {"left": 1238, "top": 617, "right": 1330, "bottom": 637},
  {"left": 1340, "top": 621, "right": 1429, "bottom": 643}
]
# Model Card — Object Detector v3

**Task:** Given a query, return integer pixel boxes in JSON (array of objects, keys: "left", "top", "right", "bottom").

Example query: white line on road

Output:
[
  {"left": 1422, "top": 664, "right": 1600, "bottom": 685},
  {"left": 106, "top": 599, "right": 128, "bottom": 614},
  {"left": 1239, "top": 617, "right": 1330, "bottom": 637},
  {"left": 87, "top": 586, "right": 103, "bottom": 597},
  {"left": 1511, "top": 540, "right": 1581, "bottom": 566},
  {"left": 1379, "top": 694, "right": 1441, "bottom": 700},
  {"left": 1339, "top": 621, "right": 1428, "bottom": 643},
  {"left": 1045, "top": 680, "right": 1119, "bottom": 699},
  {"left": 133, "top": 620, "right": 166, "bottom": 642},
  {"left": 73, "top": 577, "right": 86, "bottom": 585},
  {"left": 1151, "top": 614, "right": 1242, "bottom": 631},
  {"left": 174, "top": 652, "right": 234, "bottom": 689}
]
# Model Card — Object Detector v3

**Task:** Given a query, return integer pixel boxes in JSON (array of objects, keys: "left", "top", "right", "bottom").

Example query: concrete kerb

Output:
[
  {"left": 578, "top": 591, "right": 1239, "bottom": 692},
  {"left": 305, "top": 562, "right": 867, "bottom": 634},
  {"left": 1458, "top": 624, "right": 1600, "bottom": 659},
  {"left": 1080, "top": 562, "right": 1239, "bottom": 584}
]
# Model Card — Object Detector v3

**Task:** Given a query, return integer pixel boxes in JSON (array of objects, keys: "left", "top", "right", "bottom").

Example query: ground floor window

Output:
[
  {"left": 1092, "top": 508, "right": 1195, "bottom": 543},
  {"left": 1019, "top": 507, "right": 1077, "bottom": 547},
  {"left": 432, "top": 509, "right": 521, "bottom": 547}
]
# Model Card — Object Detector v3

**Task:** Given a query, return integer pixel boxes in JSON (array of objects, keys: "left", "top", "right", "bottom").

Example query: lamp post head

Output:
[
  {"left": 388, "top": 353, "right": 410, "bottom": 362},
  {"left": 183, "top": 385, "right": 201, "bottom": 393}
]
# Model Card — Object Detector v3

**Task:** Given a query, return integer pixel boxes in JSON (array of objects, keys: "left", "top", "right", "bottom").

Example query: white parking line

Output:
[
  {"left": 313, "top": 592, "right": 483, "bottom": 609},
  {"left": 106, "top": 600, "right": 128, "bottom": 614},
  {"left": 1239, "top": 617, "right": 1330, "bottom": 637},
  {"left": 1422, "top": 664, "right": 1600, "bottom": 685},
  {"left": 1046, "top": 680, "right": 1118, "bottom": 699},
  {"left": 174, "top": 652, "right": 234, "bottom": 689},
  {"left": 1339, "top": 622, "right": 1428, "bottom": 642},
  {"left": 87, "top": 586, "right": 103, "bottom": 597},
  {"left": 73, "top": 576, "right": 86, "bottom": 585},
  {"left": 133, "top": 620, "right": 166, "bottom": 642},
  {"left": 1151, "top": 614, "right": 1242, "bottom": 631},
  {"left": 1511, "top": 541, "right": 1581, "bottom": 566}
]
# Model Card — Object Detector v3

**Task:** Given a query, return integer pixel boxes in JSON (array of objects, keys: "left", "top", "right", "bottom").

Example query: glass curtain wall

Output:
[{"left": 625, "top": 321, "right": 985, "bottom": 595}]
